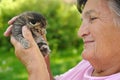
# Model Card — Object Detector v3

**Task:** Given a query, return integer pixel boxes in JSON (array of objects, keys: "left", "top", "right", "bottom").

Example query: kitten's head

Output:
[{"left": 22, "top": 11, "right": 47, "bottom": 28}]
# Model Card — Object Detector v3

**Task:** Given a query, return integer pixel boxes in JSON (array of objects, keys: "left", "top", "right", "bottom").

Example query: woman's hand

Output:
[
  {"left": 4, "top": 16, "right": 45, "bottom": 69},
  {"left": 12, "top": 26, "right": 50, "bottom": 80},
  {"left": 10, "top": 26, "right": 43, "bottom": 67},
  {"left": 4, "top": 17, "right": 50, "bottom": 80}
]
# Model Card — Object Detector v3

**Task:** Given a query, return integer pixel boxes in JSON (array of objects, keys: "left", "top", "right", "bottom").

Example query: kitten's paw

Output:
[{"left": 40, "top": 45, "right": 51, "bottom": 54}]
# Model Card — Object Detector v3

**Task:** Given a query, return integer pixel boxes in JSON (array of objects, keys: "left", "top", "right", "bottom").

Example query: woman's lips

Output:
[
  {"left": 84, "top": 40, "right": 95, "bottom": 47},
  {"left": 84, "top": 40, "right": 94, "bottom": 44}
]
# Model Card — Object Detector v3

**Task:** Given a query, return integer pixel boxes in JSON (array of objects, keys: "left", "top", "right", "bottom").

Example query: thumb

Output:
[
  {"left": 22, "top": 26, "right": 34, "bottom": 42},
  {"left": 10, "top": 35, "right": 20, "bottom": 47}
]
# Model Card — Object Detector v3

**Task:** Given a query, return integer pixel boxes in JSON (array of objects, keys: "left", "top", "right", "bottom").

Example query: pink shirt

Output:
[{"left": 55, "top": 60, "right": 120, "bottom": 80}]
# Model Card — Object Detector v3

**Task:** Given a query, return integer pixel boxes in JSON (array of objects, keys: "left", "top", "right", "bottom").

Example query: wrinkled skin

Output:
[{"left": 78, "top": 0, "right": 120, "bottom": 76}]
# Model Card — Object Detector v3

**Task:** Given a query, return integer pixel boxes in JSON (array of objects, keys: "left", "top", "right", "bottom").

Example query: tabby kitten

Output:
[{"left": 11, "top": 11, "right": 50, "bottom": 56}]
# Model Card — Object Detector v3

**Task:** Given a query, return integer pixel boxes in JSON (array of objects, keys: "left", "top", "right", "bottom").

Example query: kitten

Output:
[{"left": 11, "top": 11, "right": 50, "bottom": 56}]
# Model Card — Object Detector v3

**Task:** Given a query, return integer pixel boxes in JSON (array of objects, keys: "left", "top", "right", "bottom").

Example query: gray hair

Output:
[
  {"left": 77, "top": 0, "right": 120, "bottom": 17},
  {"left": 77, "top": 0, "right": 120, "bottom": 25},
  {"left": 108, "top": 0, "right": 120, "bottom": 26},
  {"left": 108, "top": 0, "right": 120, "bottom": 17}
]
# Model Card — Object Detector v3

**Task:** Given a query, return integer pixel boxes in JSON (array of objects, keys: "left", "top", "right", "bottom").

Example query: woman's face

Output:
[{"left": 78, "top": 0, "right": 120, "bottom": 68}]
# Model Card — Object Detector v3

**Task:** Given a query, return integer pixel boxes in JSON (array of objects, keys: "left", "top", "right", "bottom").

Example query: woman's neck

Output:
[{"left": 91, "top": 62, "right": 120, "bottom": 77}]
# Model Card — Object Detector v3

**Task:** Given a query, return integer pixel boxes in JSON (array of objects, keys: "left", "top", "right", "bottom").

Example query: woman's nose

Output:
[{"left": 78, "top": 23, "right": 90, "bottom": 38}]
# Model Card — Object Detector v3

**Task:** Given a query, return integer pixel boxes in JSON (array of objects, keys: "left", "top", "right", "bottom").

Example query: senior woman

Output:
[{"left": 4, "top": 0, "right": 120, "bottom": 80}]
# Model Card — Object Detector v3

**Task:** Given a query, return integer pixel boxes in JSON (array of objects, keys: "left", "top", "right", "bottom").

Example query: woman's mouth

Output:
[{"left": 84, "top": 40, "right": 95, "bottom": 48}]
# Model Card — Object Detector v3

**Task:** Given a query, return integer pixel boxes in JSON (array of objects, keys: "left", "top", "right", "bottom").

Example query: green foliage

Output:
[{"left": 0, "top": 0, "right": 83, "bottom": 79}]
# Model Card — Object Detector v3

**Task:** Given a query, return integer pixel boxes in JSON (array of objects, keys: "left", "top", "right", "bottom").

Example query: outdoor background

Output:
[{"left": 0, "top": 0, "right": 83, "bottom": 80}]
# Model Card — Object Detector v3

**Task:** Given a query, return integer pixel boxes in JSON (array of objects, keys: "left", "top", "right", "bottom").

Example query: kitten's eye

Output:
[{"left": 30, "top": 19, "right": 36, "bottom": 24}]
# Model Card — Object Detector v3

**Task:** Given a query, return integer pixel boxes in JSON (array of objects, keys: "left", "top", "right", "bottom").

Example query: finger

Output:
[
  {"left": 10, "top": 36, "right": 18, "bottom": 46},
  {"left": 4, "top": 25, "right": 13, "bottom": 37},
  {"left": 22, "top": 26, "right": 34, "bottom": 42},
  {"left": 8, "top": 16, "right": 18, "bottom": 25},
  {"left": 10, "top": 36, "right": 22, "bottom": 48},
  {"left": 10, "top": 36, "right": 23, "bottom": 55}
]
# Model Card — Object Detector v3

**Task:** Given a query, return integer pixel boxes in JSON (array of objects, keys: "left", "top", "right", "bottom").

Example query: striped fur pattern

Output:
[{"left": 12, "top": 11, "right": 50, "bottom": 56}]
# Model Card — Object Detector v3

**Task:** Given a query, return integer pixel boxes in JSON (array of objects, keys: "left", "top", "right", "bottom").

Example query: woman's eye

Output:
[{"left": 90, "top": 17, "right": 97, "bottom": 21}]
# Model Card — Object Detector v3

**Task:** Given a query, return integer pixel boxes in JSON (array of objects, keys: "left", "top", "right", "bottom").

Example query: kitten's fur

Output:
[{"left": 12, "top": 11, "right": 50, "bottom": 56}]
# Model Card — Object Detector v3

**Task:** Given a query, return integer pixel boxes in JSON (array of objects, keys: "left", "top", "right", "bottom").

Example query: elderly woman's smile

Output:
[
  {"left": 83, "top": 36, "right": 95, "bottom": 49},
  {"left": 78, "top": 0, "right": 120, "bottom": 76},
  {"left": 4, "top": 0, "right": 120, "bottom": 79}
]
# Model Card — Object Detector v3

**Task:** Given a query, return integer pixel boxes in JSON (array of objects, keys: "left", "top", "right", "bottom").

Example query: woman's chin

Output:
[{"left": 81, "top": 49, "right": 95, "bottom": 61}]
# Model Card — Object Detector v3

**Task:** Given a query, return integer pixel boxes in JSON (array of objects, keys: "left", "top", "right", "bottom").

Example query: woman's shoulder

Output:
[{"left": 54, "top": 59, "right": 91, "bottom": 80}]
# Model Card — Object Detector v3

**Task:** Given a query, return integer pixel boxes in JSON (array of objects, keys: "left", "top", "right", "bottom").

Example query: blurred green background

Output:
[{"left": 0, "top": 0, "right": 83, "bottom": 80}]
